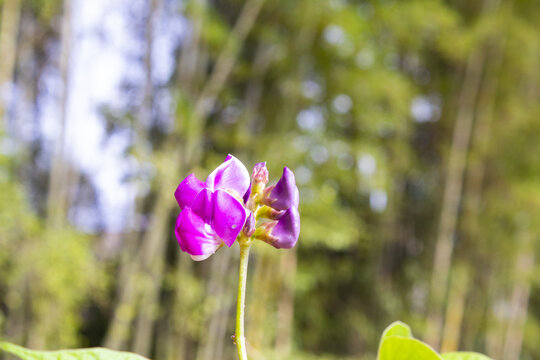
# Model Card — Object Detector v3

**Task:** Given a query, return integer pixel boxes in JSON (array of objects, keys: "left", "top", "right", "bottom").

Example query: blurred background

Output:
[{"left": 0, "top": 0, "right": 539, "bottom": 359}]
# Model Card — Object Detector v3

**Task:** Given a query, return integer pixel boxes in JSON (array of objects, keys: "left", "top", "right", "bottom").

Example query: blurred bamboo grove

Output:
[{"left": 0, "top": 0, "right": 539, "bottom": 359}]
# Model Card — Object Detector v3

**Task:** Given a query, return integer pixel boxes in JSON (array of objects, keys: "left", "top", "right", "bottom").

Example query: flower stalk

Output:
[{"left": 235, "top": 236, "right": 251, "bottom": 360}]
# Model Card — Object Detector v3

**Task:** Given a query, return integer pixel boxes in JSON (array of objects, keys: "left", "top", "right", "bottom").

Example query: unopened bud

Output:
[
  {"left": 243, "top": 212, "right": 256, "bottom": 237},
  {"left": 248, "top": 163, "right": 269, "bottom": 209},
  {"left": 252, "top": 162, "right": 269, "bottom": 185}
]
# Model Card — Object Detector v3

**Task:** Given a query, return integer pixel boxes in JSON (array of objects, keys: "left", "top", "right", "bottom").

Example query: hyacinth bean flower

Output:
[
  {"left": 261, "top": 167, "right": 299, "bottom": 211},
  {"left": 174, "top": 156, "right": 301, "bottom": 259},
  {"left": 174, "top": 155, "right": 250, "bottom": 261},
  {"left": 255, "top": 166, "right": 301, "bottom": 249},
  {"left": 256, "top": 206, "right": 300, "bottom": 249},
  {"left": 173, "top": 156, "right": 300, "bottom": 360}
]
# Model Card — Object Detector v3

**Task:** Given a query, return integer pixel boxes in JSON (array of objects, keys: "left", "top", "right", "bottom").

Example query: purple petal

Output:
[
  {"left": 175, "top": 174, "right": 205, "bottom": 209},
  {"left": 270, "top": 206, "right": 300, "bottom": 249},
  {"left": 191, "top": 188, "right": 214, "bottom": 223},
  {"left": 205, "top": 154, "right": 250, "bottom": 198},
  {"left": 243, "top": 183, "right": 251, "bottom": 204},
  {"left": 212, "top": 190, "right": 247, "bottom": 247},
  {"left": 264, "top": 167, "right": 299, "bottom": 211},
  {"left": 174, "top": 213, "right": 187, "bottom": 252},
  {"left": 175, "top": 207, "right": 222, "bottom": 259},
  {"left": 292, "top": 186, "right": 300, "bottom": 208}
]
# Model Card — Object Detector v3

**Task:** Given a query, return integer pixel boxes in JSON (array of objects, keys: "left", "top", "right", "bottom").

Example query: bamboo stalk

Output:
[
  {"left": 45, "top": 0, "right": 73, "bottom": 230},
  {"left": 440, "top": 265, "right": 468, "bottom": 353},
  {"left": 501, "top": 245, "right": 533, "bottom": 360},
  {"left": 104, "top": 0, "right": 266, "bottom": 353},
  {"left": 275, "top": 249, "right": 297, "bottom": 356},
  {"left": 0, "top": 0, "right": 21, "bottom": 128}
]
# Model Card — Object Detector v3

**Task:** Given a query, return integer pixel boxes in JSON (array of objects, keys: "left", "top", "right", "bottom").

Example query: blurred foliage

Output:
[
  {"left": 0, "top": 138, "right": 106, "bottom": 348},
  {"left": 0, "top": 341, "right": 149, "bottom": 360},
  {"left": 1, "top": 0, "right": 540, "bottom": 359},
  {"left": 376, "top": 321, "right": 492, "bottom": 360}
]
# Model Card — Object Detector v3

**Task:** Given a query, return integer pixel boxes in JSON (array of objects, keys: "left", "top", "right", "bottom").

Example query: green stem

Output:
[{"left": 236, "top": 239, "right": 251, "bottom": 360}]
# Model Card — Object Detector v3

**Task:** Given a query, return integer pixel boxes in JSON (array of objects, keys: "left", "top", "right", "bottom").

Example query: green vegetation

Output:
[
  {"left": 0, "top": 342, "right": 148, "bottom": 360},
  {"left": 1, "top": 0, "right": 539, "bottom": 359},
  {"left": 0, "top": 321, "right": 491, "bottom": 360},
  {"left": 378, "top": 322, "right": 491, "bottom": 360}
]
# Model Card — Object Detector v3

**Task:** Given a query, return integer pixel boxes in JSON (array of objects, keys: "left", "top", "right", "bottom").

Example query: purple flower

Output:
[
  {"left": 262, "top": 167, "right": 299, "bottom": 211},
  {"left": 174, "top": 155, "right": 250, "bottom": 260},
  {"left": 257, "top": 207, "right": 300, "bottom": 249},
  {"left": 175, "top": 155, "right": 301, "bottom": 258}
]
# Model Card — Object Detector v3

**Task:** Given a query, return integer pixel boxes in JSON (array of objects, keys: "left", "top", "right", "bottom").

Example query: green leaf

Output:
[
  {"left": 442, "top": 352, "right": 493, "bottom": 360},
  {"left": 380, "top": 321, "right": 413, "bottom": 340},
  {"left": 0, "top": 342, "right": 150, "bottom": 360},
  {"left": 378, "top": 337, "right": 442, "bottom": 360},
  {"left": 377, "top": 321, "right": 413, "bottom": 355}
]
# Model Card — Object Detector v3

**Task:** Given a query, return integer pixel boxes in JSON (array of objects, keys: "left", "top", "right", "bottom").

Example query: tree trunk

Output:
[
  {"left": 196, "top": 251, "right": 234, "bottom": 360},
  {"left": 459, "top": 31, "right": 509, "bottom": 354},
  {"left": 130, "top": 0, "right": 164, "bottom": 355},
  {"left": 45, "top": 0, "right": 73, "bottom": 230},
  {"left": 501, "top": 53, "right": 538, "bottom": 360},
  {"left": 0, "top": 0, "right": 21, "bottom": 129},
  {"left": 501, "top": 232, "right": 534, "bottom": 360},
  {"left": 27, "top": 0, "right": 76, "bottom": 349},
  {"left": 485, "top": 277, "right": 506, "bottom": 358},
  {"left": 424, "top": 0, "right": 502, "bottom": 342},
  {"left": 440, "top": 265, "right": 468, "bottom": 353},
  {"left": 275, "top": 249, "right": 297, "bottom": 356}
]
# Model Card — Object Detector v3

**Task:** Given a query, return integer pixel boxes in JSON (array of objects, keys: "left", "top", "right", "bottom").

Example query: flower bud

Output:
[
  {"left": 255, "top": 207, "right": 300, "bottom": 249},
  {"left": 243, "top": 211, "right": 256, "bottom": 237},
  {"left": 252, "top": 162, "right": 269, "bottom": 184},
  {"left": 262, "top": 167, "right": 299, "bottom": 211},
  {"left": 250, "top": 162, "right": 268, "bottom": 198}
]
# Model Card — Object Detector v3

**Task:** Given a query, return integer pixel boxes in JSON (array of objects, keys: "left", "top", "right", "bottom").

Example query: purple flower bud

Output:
[
  {"left": 256, "top": 207, "right": 300, "bottom": 249},
  {"left": 262, "top": 167, "right": 299, "bottom": 211},
  {"left": 243, "top": 212, "right": 256, "bottom": 237},
  {"left": 252, "top": 162, "right": 269, "bottom": 185}
]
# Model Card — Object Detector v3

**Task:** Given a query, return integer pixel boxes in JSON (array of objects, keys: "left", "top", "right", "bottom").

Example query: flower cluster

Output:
[{"left": 174, "top": 155, "right": 300, "bottom": 260}]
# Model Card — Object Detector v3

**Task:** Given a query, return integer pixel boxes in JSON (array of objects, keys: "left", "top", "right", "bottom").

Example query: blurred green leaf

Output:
[
  {"left": 380, "top": 321, "right": 413, "bottom": 340},
  {"left": 441, "top": 353, "right": 493, "bottom": 360},
  {"left": 0, "top": 342, "right": 149, "bottom": 360},
  {"left": 377, "top": 321, "right": 413, "bottom": 357},
  {"left": 378, "top": 336, "right": 442, "bottom": 360}
]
